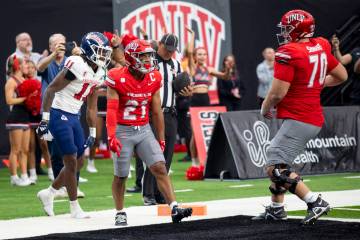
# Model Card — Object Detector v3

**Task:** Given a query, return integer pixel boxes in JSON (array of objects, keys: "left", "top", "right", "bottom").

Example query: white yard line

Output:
[
  {"left": 1, "top": 189, "right": 360, "bottom": 239},
  {"left": 229, "top": 184, "right": 253, "bottom": 188},
  {"left": 333, "top": 207, "right": 360, "bottom": 211},
  {"left": 174, "top": 189, "right": 194, "bottom": 193},
  {"left": 106, "top": 194, "right": 132, "bottom": 198},
  {"left": 344, "top": 176, "right": 360, "bottom": 179}
]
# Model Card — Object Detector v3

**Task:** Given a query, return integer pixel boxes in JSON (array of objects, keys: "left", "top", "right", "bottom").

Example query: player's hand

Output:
[
  {"left": 36, "top": 120, "right": 49, "bottom": 138},
  {"left": 260, "top": 108, "right": 273, "bottom": 119},
  {"left": 111, "top": 29, "right": 122, "bottom": 48},
  {"left": 84, "top": 136, "right": 96, "bottom": 149},
  {"left": 331, "top": 34, "right": 340, "bottom": 50},
  {"left": 179, "top": 85, "right": 193, "bottom": 97},
  {"left": 108, "top": 136, "right": 122, "bottom": 157},
  {"left": 139, "top": 28, "right": 148, "bottom": 39},
  {"left": 159, "top": 140, "right": 166, "bottom": 152}
]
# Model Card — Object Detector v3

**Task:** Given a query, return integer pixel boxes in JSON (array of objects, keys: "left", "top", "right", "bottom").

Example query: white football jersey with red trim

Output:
[{"left": 52, "top": 56, "right": 107, "bottom": 114}]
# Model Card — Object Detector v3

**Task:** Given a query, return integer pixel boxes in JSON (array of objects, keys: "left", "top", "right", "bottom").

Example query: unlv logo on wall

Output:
[{"left": 119, "top": 1, "right": 226, "bottom": 69}]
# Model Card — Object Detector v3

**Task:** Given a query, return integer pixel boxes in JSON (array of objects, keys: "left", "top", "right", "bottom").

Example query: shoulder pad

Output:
[{"left": 64, "top": 56, "right": 88, "bottom": 79}]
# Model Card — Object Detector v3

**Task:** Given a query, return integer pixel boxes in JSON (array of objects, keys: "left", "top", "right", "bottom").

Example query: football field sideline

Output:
[{"left": 1, "top": 189, "right": 359, "bottom": 239}]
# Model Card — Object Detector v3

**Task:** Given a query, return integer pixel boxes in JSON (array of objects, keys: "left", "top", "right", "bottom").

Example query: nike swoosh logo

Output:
[{"left": 274, "top": 210, "right": 282, "bottom": 215}]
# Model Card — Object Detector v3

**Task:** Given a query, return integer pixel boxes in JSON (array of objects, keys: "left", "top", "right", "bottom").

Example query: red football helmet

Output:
[
  {"left": 277, "top": 9, "right": 315, "bottom": 45},
  {"left": 124, "top": 39, "right": 157, "bottom": 74}
]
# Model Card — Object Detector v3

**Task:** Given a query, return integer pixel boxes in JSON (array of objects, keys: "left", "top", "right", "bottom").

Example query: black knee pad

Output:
[
  {"left": 269, "top": 184, "right": 287, "bottom": 195},
  {"left": 271, "top": 164, "right": 302, "bottom": 194}
]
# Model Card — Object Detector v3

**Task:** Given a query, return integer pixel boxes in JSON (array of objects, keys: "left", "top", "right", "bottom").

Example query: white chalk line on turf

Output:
[
  {"left": 344, "top": 176, "right": 360, "bottom": 179},
  {"left": 106, "top": 194, "right": 132, "bottom": 198},
  {"left": 229, "top": 184, "right": 253, "bottom": 188},
  {"left": 174, "top": 189, "right": 194, "bottom": 193},
  {"left": 333, "top": 207, "right": 360, "bottom": 211}
]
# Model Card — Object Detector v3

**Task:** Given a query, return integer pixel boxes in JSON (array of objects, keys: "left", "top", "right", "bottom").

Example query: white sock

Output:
[
  {"left": 271, "top": 201, "right": 284, "bottom": 208},
  {"left": 170, "top": 201, "right": 178, "bottom": 210},
  {"left": 48, "top": 168, "right": 53, "bottom": 175},
  {"left": 70, "top": 200, "right": 81, "bottom": 212},
  {"left": 303, "top": 191, "right": 318, "bottom": 203},
  {"left": 11, "top": 175, "right": 19, "bottom": 181},
  {"left": 116, "top": 209, "right": 125, "bottom": 214},
  {"left": 191, "top": 158, "right": 198, "bottom": 166},
  {"left": 48, "top": 186, "right": 58, "bottom": 196},
  {"left": 21, "top": 173, "right": 28, "bottom": 179},
  {"left": 29, "top": 168, "right": 37, "bottom": 177}
]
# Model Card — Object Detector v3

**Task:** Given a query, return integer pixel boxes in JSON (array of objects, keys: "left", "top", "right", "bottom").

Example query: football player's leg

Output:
[
  {"left": 137, "top": 125, "right": 192, "bottom": 223},
  {"left": 267, "top": 120, "right": 329, "bottom": 224},
  {"left": 49, "top": 112, "right": 78, "bottom": 200},
  {"left": 136, "top": 129, "right": 174, "bottom": 203},
  {"left": 112, "top": 127, "right": 134, "bottom": 211},
  {"left": 266, "top": 120, "right": 321, "bottom": 197},
  {"left": 87, "top": 116, "right": 103, "bottom": 173}
]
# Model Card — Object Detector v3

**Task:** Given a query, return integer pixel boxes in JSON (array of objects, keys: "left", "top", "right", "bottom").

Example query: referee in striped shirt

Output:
[{"left": 142, "top": 33, "right": 192, "bottom": 205}]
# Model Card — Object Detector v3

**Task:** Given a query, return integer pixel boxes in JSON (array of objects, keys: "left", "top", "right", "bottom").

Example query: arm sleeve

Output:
[
  {"left": 106, "top": 99, "right": 119, "bottom": 138},
  {"left": 274, "top": 62, "right": 294, "bottom": 83},
  {"left": 105, "top": 68, "right": 118, "bottom": 88},
  {"left": 274, "top": 47, "right": 295, "bottom": 83}
]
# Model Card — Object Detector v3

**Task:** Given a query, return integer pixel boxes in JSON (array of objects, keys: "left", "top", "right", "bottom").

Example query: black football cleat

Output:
[
  {"left": 252, "top": 205, "right": 287, "bottom": 220},
  {"left": 301, "top": 194, "right": 330, "bottom": 225},
  {"left": 115, "top": 212, "right": 127, "bottom": 226},
  {"left": 171, "top": 206, "right": 193, "bottom": 223}
]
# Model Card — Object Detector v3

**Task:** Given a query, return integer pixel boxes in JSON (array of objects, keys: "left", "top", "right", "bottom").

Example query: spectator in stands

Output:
[
  {"left": 26, "top": 60, "right": 54, "bottom": 182},
  {"left": 37, "top": 33, "right": 85, "bottom": 197},
  {"left": 331, "top": 35, "right": 360, "bottom": 104},
  {"left": 6, "top": 32, "right": 47, "bottom": 79},
  {"left": 256, "top": 47, "right": 275, "bottom": 106},
  {"left": 5, "top": 56, "right": 32, "bottom": 186},
  {"left": 217, "top": 54, "right": 245, "bottom": 111}
]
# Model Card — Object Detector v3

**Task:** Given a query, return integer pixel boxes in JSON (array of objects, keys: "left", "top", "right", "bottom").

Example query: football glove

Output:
[
  {"left": 159, "top": 140, "right": 166, "bottom": 152},
  {"left": 36, "top": 120, "right": 49, "bottom": 138},
  {"left": 108, "top": 136, "right": 122, "bottom": 157}
]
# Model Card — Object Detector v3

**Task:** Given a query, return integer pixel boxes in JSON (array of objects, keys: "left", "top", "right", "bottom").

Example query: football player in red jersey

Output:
[
  {"left": 253, "top": 10, "right": 348, "bottom": 224},
  {"left": 106, "top": 39, "right": 192, "bottom": 225}
]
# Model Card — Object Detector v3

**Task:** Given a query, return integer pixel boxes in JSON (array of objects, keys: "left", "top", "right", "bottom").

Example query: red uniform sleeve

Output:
[
  {"left": 274, "top": 46, "right": 295, "bottom": 83},
  {"left": 106, "top": 99, "right": 119, "bottom": 138},
  {"left": 106, "top": 68, "right": 118, "bottom": 88}
]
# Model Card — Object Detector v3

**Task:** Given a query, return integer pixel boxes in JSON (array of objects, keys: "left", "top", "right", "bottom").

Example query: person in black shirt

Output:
[
  {"left": 331, "top": 35, "right": 360, "bottom": 104},
  {"left": 217, "top": 54, "right": 245, "bottom": 111}
]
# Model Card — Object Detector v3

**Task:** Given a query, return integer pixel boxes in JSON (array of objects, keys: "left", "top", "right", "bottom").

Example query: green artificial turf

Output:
[
  {"left": 0, "top": 153, "right": 359, "bottom": 220},
  {"left": 287, "top": 206, "right": 360, "bottom": 219}
]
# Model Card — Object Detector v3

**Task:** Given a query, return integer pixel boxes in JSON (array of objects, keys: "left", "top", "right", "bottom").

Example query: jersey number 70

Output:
[{"left": 308, "top": 52, "right": 328, "bottom": 88}]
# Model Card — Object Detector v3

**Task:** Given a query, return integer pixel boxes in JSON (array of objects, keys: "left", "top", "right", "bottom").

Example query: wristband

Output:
[
  {"left": 42, "top": 112, "right": 50, "bottom": 121},
  {"left": 112, "top": 45, "right": 120, "bottom": 49},
  {"left": 89, "top": 127, "right": 96, "bottom": 138}
]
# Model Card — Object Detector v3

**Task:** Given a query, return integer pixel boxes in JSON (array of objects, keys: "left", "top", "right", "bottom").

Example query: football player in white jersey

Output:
[{"left": 36, "top": 32, "right": 112, "bottom": 219}]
